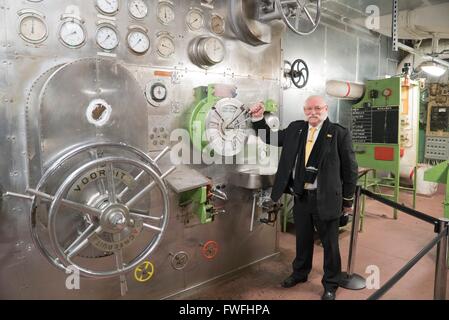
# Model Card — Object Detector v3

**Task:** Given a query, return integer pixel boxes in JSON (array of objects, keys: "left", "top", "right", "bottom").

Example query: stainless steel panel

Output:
[
  {"left": 326, "top": 27, "right": 357, "bottom": 81},
  {"left": 358, "top": 38, "right": 380, "bottom": 82}
]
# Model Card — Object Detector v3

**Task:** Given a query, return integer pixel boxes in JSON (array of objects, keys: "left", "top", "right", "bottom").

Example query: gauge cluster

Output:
[{"left": 13, "top": 0, "right": 228, "bottom": 66}]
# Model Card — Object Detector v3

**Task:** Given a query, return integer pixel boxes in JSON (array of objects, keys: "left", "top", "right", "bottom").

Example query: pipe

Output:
[
  {"left": 325, "top": 80, "right": 365, "bottom": 100},
  {"left": 397, "top": 42, "right": 449, "bottom": 74}
]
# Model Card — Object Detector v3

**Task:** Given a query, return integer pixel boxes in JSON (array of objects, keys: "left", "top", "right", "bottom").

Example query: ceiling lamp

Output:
[{"left": 420, "top": 61, "right": 447, "bottom": 77}]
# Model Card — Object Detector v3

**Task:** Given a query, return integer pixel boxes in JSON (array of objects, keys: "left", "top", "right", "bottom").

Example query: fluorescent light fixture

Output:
[{"left": 420, "top": 61, "right": 447, "bottom": 77}]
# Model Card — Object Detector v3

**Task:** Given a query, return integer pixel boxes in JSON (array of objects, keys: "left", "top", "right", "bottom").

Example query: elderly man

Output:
[{"left": 250, "top": 96, "right": 358, "bottom": 300}]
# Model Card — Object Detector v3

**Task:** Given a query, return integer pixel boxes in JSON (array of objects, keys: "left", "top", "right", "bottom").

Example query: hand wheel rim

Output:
[
  {"left": 29, "top": 141, "right": 161, "bottom": 274},
  {"left": 48, "top": 156, "right": 169, "bottom": 278}
]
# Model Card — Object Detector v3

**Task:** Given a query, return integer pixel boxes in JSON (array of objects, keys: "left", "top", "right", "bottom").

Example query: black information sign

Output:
[{"left": 352, "top": 105, "right": 399, "bottom": 144}]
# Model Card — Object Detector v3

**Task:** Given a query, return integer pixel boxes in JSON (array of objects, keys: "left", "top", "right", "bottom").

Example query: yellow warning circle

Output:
[{"left": 134, "top": 261, "right": 155, "bottom": 282}]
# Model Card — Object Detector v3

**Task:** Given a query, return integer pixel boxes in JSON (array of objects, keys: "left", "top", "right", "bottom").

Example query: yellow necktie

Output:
[{"left": 305, "top": 127, "right": 317, "bottom": 165}]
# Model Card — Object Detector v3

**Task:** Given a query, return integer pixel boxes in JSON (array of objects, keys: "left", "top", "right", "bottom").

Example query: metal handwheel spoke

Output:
[
  {"left": 66, "top": 226, "right": 102, "bottom": 259},
  {"left": 126, "top": 166, "right": 175, "bottom": 209},
  {"left": 117, "top": 170, "right": 144, "bottom": 201},
  {"left": 130, "top": 211, "right": 163, "bottom": 222},
  {"left": 276, "top": 0, "right": 321, "bottom": 36},
  {"left": 64, "top": 224, "right": 96, "bottom": 255},
  {"left": 303, "top": 6, "right": 315, "bottom": 25},
  {"left": 142, "top": 223, "right": 162, "bottom": 233},
  {"left": 106, "top": 163, "right": 117, "bottom": 204},
  {"left": 125, "top": 179, "right": 156, "bottom": 209},
  {"left": 113, "top": 234, "right": 128, "bottom": 296},
  {"left": 295, "top": 6, "right": 301, "bottom": 30},
  {"left": 27, "top": 188, "right": 102, "bottom": 217}
]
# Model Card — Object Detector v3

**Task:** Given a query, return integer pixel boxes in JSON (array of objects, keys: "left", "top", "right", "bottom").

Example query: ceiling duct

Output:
[{"left": 353, "top": 2, "right": 449, "bottom": 40}]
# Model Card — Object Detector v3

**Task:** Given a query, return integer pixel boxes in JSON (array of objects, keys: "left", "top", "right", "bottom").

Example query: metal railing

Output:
[{"left": 340, "top": 185, "right": 449, "bottom": 300}]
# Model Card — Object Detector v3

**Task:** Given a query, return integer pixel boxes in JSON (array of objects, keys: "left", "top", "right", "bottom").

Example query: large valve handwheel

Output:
[
  {"left": 275, "top": 0, "right": 321, "bottom": 36},
  {"left": 46, "top": 156, "right": 169, "bottom": 278},
  {"left": 27, "top": 142, "right": 173, "bottom": 276},
  {"left": 288, "top": 59, "right": 309, "bottom": 89}
]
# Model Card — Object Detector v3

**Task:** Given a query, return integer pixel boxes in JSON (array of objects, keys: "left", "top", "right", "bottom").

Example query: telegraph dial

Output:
[{"left": 204, "top": 98, "right": 249, "bottom": 156}]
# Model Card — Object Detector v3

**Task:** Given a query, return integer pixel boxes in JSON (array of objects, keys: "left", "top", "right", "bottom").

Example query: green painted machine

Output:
[
  {"left": 352, "top": 77, "right": 420, "bottom": 225},
  {"left": 186, "top": 84, "right": 277, "bottom": 157},
  {"left": 424, "top": 161, "right": 449, "bottom": 218}
]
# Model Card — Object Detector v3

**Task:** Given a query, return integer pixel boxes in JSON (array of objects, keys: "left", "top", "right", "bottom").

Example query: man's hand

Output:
[{"left": 249, "top": 102, "right": 265, "bottom": 120}]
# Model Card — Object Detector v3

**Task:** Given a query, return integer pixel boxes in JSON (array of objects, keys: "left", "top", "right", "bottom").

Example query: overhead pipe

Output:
[{"left": 396, "top": 42, "right": 449, "bottom": 75}]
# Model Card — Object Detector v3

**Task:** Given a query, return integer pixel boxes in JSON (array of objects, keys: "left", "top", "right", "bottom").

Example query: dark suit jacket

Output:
[{"left": 253, "top": 117, "right": 358, "bottom": 221}]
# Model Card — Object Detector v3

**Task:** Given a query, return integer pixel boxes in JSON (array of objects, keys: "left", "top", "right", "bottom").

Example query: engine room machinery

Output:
[
  {"left": 0, "top": 0, "right": 320, "bottom": 299},
  {"left": 351, "top": 77, "right": 420, "bottom": 219},
  {"left": 424, "top": 83, "right": 449, "bottom": 162}
]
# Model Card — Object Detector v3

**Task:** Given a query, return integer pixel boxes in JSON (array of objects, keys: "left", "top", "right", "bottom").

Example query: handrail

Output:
[
  {"left": 367, "top": 229, "right": 447, "bottom": 300},
  {"left": 361, "top": 188, "right": 438, "bottom": 226},
  {"left": 342, "top": 186, "right": 449, "bottom": 300}
]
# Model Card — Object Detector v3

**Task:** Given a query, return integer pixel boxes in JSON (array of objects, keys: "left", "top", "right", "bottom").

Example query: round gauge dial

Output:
[
  {"left": 186, "top": 9, "right": 204, "bottom": 31},
  {"left": 127, "top": 30, "right": 150, "bottom": 54},
  {"left": 151, "top": 83, "right": 167, "bottom": 102},
  {"left": 210, "top": 14, "right": 225, "bottom": 35},
  {"left": 157, "top": 2, "right": 175, "bottom": 25},
  {"left": 202, "top": 37, "right": 225, "bottom": 64},
  {"left": 96, "top": 0, "right": 119, "bottom": 15},
  {"left": 96, "top": 25, "right": 119, "bottom": 51},
  {"left": 205, "top": 99, "right": 248, "bottom": 156},
  {"left": 59, "top": 21, "right": 86, "bottom": 48},
  {"left": 128, "top": 0, "right": 148, "bottom": 19},
  {"left": 19, "top": 15, "right": 48, "bottom": 44},
  {"left": 145, "top": 80, "right": 170, "bottom": 107},
  {"left": 157, "top": 35, "right": 175, "bottom": 58}
]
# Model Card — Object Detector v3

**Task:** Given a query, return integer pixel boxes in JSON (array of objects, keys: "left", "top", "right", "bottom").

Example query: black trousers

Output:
[{"left": 292, "top": 191, "right": 341, "bottom": 291}]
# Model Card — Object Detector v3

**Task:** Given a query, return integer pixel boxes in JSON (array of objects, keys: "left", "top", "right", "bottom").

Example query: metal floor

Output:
[{"left": 176, "top": 185, "right": 448, "bottom": 300}]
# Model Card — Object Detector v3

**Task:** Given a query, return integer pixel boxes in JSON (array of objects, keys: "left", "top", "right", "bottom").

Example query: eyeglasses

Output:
[{"left": 303, "top": 105, "right": 327, "bottom": 112}]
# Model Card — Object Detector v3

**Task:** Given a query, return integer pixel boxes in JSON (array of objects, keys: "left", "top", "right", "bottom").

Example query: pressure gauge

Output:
[
  {"left": 156, "top": 34, "right": 175, "bottom": 58},
  {"left": 145, "top": 79, "right": 170, "bottom": 107},
  {"left": 127, "top": 29, "right": 150, "bottom": 54},
  {"left": 186, "top": 8, "right": 204, "bottom": 31},
  {"left": 210, "top": 14, "right": 225, "bottom": 35},
  {"left": 96, "top": 0, "right": 119, "bottom": 15},
  {"left": 189, "top": 36, "right": 225, "bottom": 68},
  {"left": 157, "top": 2, "right": 175, "bottom": 25},
  {"left": 205, "top": 99, "right": 249, "bottom": 156},
  {"left": 201, "top": 37, "right": 225, "bottom": 64},
  {"left": 96, "top": 25, "right": 119, "bottom": 51},
  {"left": 19, "top": 14, "right": 48, "bottom": 44},
  {"left": 151, "top": 84, "right": 167, "bottom": 101},
  {"left": 59, "top": 20, "right": 86, "bottom": 48},
  {"left": 128, "top": 0, "right": 148, "bottom": 19}
]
